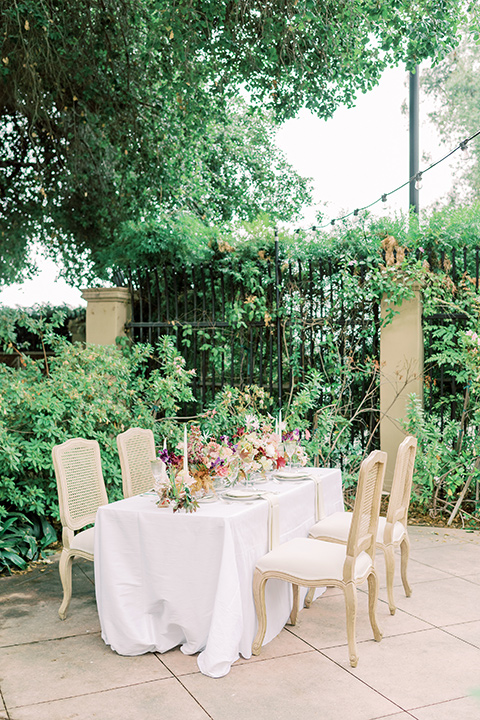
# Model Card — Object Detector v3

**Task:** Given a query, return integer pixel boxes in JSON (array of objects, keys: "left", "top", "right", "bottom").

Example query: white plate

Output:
[
  {"left": 273, "top": 470, "right": 312, "bottom": 481},
  {"left": 222, "top": 489, "right": 262, "bottom": 501}
]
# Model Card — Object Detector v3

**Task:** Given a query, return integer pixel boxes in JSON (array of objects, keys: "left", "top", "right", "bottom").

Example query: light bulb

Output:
[{"left": 414, "top": 173, "right": 423, "bottom": 190}]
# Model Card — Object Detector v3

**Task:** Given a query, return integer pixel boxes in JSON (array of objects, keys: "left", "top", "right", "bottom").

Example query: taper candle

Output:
[{"left": 183, "top": 425, "right": 188, "bottom": 471}]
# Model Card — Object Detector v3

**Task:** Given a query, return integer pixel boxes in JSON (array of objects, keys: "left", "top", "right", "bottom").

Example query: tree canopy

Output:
[
  {"left": 422, "top": 32, "right": 480, "bottom": 201},
  {"left": 0, "top": 0, "right": 477, "bottom": 285}
]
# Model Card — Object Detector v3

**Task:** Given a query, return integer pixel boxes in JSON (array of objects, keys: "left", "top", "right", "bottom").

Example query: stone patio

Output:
[{"left": 1, "top": 525, "right": 480, "bottom": 720}]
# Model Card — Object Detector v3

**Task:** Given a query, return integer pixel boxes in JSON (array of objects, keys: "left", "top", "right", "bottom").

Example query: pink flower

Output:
[{"left": 216, "top": 465, "right": 230, "bottom": 477}]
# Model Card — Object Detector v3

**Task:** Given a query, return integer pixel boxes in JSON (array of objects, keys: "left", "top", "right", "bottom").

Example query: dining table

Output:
[{"left": 94, "top": 467, "right": 344, "bottom": 678}]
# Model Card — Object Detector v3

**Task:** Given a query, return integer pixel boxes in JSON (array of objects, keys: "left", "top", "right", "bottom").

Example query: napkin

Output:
[{"left": 262, "top": 493, "right": 279, "bottom": 551}]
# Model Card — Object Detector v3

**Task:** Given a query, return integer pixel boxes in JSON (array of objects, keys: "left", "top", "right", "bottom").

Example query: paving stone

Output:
[
  {"left": 1, "top": 634, "right": 171, "bottom": 708},
  {"left": 6, "top": 678, "right": 210, "bottom": 720},
  {"left": 442, "top": 619, "right": 480, "bottom": 649},
  {"left": 323, "top": 627, "right": 480, "bottom": 710},
  {"left": 411, "top": 695, "right": 480, "bottom": 720},
  {"left": 181, "top": 651, "right": 399, "bottom": 720},
  {"left": 391, "top": 576, "right": 480, "bottom": 627},
  {"left": 289, "top": 584, "right": 430, "bottom": 653}
]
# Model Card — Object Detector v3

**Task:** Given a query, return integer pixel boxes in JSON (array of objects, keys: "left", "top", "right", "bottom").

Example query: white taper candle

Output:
[{"left": 183, "top": 425, "right": 188, "bottom": 472}]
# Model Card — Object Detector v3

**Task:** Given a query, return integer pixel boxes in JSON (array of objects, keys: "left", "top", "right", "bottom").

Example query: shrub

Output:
[{"left": 0, "top": 317, "right": 195, "bottom": 570}]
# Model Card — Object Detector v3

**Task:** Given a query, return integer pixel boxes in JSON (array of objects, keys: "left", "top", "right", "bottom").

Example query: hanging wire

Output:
[{"left": 293, "top": 129, "right": 480, "bottom": 233}]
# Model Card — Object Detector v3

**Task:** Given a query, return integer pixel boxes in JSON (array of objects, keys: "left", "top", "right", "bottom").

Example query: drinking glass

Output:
[{"left": 284, "top": 440, "right": 297, "bottom": 470}]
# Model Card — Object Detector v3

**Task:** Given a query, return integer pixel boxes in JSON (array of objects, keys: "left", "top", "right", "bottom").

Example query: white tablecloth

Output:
[{"left": 94, "top": 467, "right": 343, "bottom": 678}]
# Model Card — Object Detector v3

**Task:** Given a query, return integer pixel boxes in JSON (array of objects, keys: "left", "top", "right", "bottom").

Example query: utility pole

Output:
[{"left": 409, "top": 67, "right": 420, "bottom": 213}]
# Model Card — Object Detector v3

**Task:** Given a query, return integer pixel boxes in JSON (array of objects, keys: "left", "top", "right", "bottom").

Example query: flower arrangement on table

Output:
[
  {"left": 154, "top": 426, "right": 234, "bottom": 509},
  {"left": 232, "top": 414, "right": 285, "bottom": 480},
  {"left": 153, "top": 466, "right": 199, "bottom": 513},
  {"left": 179, "top": 425, "right": 234, "bottom": 494},
  {"left": 153, "top": 417, "right": 311, "bottom": 511},
  {"left": 151, "top": 444, "right": 198, "bottom": 514}
]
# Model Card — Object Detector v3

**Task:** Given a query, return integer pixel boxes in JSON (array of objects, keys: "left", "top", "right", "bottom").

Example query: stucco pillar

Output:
[
  {"left": 80, "top": 287, "right": 131, "bottom": 345},
  {"left": 380, "top": 286, "right": 423, "bottom": 490}
]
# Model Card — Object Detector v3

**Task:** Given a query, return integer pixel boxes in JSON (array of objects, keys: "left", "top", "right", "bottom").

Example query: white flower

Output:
[
  {"left": 264, "top": 442, "right": 276, "bottom": 458},
  {"left": 245, "top": 414, "right": 260, "bottom": 430}
]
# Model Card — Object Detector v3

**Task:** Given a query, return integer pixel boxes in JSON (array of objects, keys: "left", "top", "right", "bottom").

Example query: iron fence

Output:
[{"left": 121, "top": 242, "right": 381, "bottom": 450}]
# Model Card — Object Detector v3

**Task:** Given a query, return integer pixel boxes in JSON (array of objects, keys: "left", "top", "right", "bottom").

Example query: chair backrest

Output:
[
  {"left": 116, "top": 427, "right": 156, "bottom": 498},
  {"left": 386, "top": 435, "right": 417, "bottom": 529},
  {"left": 52, "top": 438, "right": 108, "bottom": 532},
  {"left": 345, "top": 450, "right": 387, "bottom": 573}
]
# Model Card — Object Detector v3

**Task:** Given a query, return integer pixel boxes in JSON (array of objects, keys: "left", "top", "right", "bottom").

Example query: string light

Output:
[{"left": 292, "top": 129, "right": 480, "bottom": 234}]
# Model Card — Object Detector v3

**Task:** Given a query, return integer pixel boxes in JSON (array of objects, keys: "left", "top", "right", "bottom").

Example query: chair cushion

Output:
[
  {"left": 309, "top": 512, "right": 406, "bottom": 546},
  {"left": 70, "top": 526, "right": 95, "bottom": 555},
  {"left": 255, "top": 537, "right": 372, "bottom": 584},
  {"left": 376, "top": 517, "right": 406, "bottom": 545},
  {"left": 309, "top": 512, "right": 352, "bottom": 542}
]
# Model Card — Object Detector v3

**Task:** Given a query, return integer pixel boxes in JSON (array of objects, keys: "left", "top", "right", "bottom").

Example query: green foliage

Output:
[
  {"left": 6, "top": 201, "right": 480, "bottom": 572},
  {"left": 404, "top": 394, "right": 480, "bottom": 520},
  {"left": 0, "top": 303, "right": 85, "bottom": 353},
  {"left": 0, "top": 512, "right": 57, "bottom": 573},
  {"left": 423, "top": 32, "right": 480, "bottom": 200},
  {"left": 1, "top": 0, "right": 475, "bottom": 283},
  {"left": 202, "top": 385, "right": 275, "bottom": 438},
  {"left": 0, "top": 316, "right": 196, "bottom": 568}
]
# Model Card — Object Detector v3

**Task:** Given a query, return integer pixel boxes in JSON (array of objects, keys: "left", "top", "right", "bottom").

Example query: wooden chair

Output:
[
  {"left": 252, "top": 450, "right": 387, "bottom": 668},
  {"left": 308, "top": 436, "right": 417, "bottom": 614},
  {"left": 52, "top": 438, "right": 108, "bottom": 619},
  {"left": 116, "top": 427, "right": 156, "bottom": 498}
]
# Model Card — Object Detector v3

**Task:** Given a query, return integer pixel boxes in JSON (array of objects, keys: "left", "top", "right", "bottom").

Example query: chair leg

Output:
[
  {"left": 367, "top": 569, "right": 382, "bottom": 643},
  {"left": 288, "top": 584, "right": 300, "bottom": 625},
  {"left": 252, "top": 569, "right": 268, "bottom": 655},
  {"left": 400, "top": 534, "right": 412, "bottom": 598},
  {"left": 304, "top": 587, "right": 315, "bottom": 608},
  {"left": 58, "top": 549, "right": 74, "bottom": 620},
  {"left": 383, "top": 544, "right": 397, "bottom": 615},
  {"left": 344, "top": 581, "right": 358, "bottom": 668}
]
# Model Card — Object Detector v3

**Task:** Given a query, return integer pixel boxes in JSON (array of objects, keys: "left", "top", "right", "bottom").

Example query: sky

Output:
[{"left": 0, "top": 65, "right": 462, "bottom": 309}]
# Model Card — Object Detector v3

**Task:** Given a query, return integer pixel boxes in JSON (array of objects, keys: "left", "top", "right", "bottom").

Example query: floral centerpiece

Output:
[
  {"left": 155, "top": 417, "right": 312, "bottom": 506},
  {"left": 151, "top": 455, "right": 199, "bottom": 513},
  {"left": 182, "top": 426, "right": 234, "bottom": 494},
  {"left": 159, "top": 426, "right": 234, "bottom": 497},
  {"left": 232, "top": 414, "right": 283, "bottom": 480},
  {"left": 156, "top": 473, "right": 199, "bottom": 513}
]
